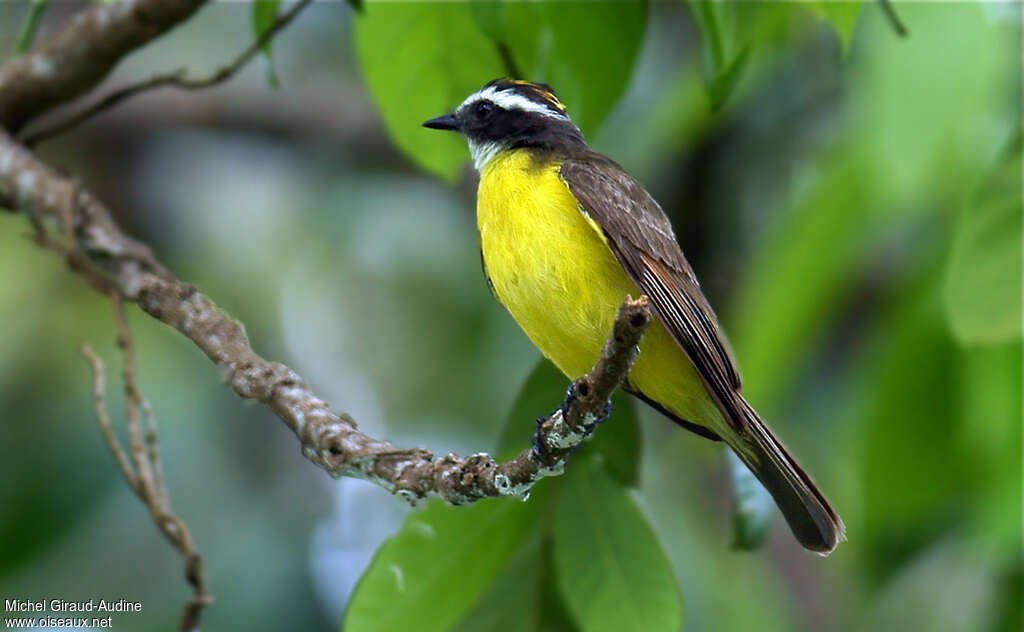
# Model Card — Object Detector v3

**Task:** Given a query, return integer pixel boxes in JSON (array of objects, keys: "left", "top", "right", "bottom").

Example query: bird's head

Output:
[{"left": 423, "top": 78, "right": 586, "bottom": 171}]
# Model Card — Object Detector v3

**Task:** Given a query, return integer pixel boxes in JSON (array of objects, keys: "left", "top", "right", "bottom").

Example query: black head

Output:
[{"left": 423, "top": 79, "right": 586, "bottom": 169}]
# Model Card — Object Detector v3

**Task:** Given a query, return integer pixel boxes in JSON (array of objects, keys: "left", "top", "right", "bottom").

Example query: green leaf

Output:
[
  {"left": 355, "top": 1, "right": 642, "bottom": 178},
  {"left": 501, "top": 1, "right": 647, "bottom": 136},
  {"left": 857, "top": 272, "right": 964, "bottom": 580},
  {"left": 685, "top": 0, "right": 749, "bottom": 110},
  {"left": 944, "top": 129, "right": 1023, "bottom": 345},
  {"left": 451, "top": 535, "right": 544, "bottom": 632},
  {"left": 470, "top": 0, "right": 506, "bottom": 43},
  {"left": 346, "top": 0, "right": 363, "bottom": 14},
  {"left": 497, "top": 358, "right": 642, "bottom": 486},
  {"left": 811, "top": 0, "right": 863, "bottom": 55},
  {"left": 355, "top": 3, "right": 505, "bottom": 181},
  {"left": 553, "top": 456, "right": 682, "bottom": 632},
  {"left": 958, "top": 343, "right": 1023, "bottom": 555},
  {"left": 727, "top": 451, "right": 774, "bottom": 550},
  {"left": 251, "top": 0, "right": 281, "bottom": 89},
  {"left": 452, "top": 534, "right": 580, "bottom": 632},
  {"left": 344, "top": 495, "right": 543, "bottom": 632},
  {"left": 686, "top": 1, "right": 732, "bottom": 75},
  {"left": 706, "top": 45, "right": 749, "bottom": 110},
  {"left": 686, "top": 1, "right": 820, "bottom": 109},
  {"left": 535, "top": 539, "right": 581, "bottom": 632},
  {"left": 13, "top": 0, "right": 48, "bottom": 56}
]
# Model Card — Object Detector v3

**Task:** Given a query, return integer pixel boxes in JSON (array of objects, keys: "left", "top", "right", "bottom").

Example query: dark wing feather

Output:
[
  {"left": 560, "top": 154, "right": 845, "bottom": 552},
  {"left": 560, "top": 154, "right": 745, "bottom": 431}
]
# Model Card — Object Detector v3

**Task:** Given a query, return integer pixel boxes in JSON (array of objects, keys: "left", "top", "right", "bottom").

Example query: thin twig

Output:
[
  {"left": 143, "top": 399, "right": 169, "bottom": 509},
  {"left": 13, "top": 0, "right": 49, "bottom": 56},
  {"left": 82, "top": 296, "right": 212, "bottom": 632},
  {"left": 81, "top": 345, "right": 139, "bottom": 493},
  {"left": 113, "top": 292, "right": 158, "bottom": 502},
  {"left": 0, "top": 0, "right": 210, "bottom": 132},
  {"left": 879, "top": 0, "right": 909, "bottom": 37},
  {"left": 23, "top": 0, "right": 313, "bottom": 147}
]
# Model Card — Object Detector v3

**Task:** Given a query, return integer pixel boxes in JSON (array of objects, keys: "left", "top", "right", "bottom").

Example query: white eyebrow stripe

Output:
[{"left": 459, "top": 86, "right": 567, "bottom": 119}]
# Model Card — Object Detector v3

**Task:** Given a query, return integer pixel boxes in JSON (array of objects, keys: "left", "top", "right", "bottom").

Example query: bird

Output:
[{"left": 423, "top": 78, "right": 844, "bottom": 554}]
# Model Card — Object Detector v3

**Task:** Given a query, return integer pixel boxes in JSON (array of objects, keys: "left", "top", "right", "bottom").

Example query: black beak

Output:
[{"left": 423, "top": 113, "right": 459, "bottom": 131}]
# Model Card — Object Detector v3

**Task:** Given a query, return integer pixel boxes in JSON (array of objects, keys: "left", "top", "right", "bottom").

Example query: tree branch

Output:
[
  {"left": 0, "top": 3, "right": 653, "bottom": 624},
  {"left": 0, "top": 126, "right": 651, "bottom": 504},
  {"left": 82, "top": 294, "right": 211, "bottom": 632},
  {"left": 0, "top": 0, "right": 210, "bottom": 132},
  {"left": 23, "top": 0, "right": 314, "bottom": 147},
  {"left": 878, "top": 0, "right": 909, "bottom": 37}
]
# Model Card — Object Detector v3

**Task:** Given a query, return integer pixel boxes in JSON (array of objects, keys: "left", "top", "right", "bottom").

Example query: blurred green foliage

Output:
[
  {"left": 945, "top": 128, "right": 1023, "bottom": 345},
  {"left": 356, "top": 1, "right": 646, "bottom": 180},
  {"left": 495, "top": 1, "right": 647, "bottom": 136},
  {"left": 345, "top": 358, "right": 654, "bottom": 632},
  {"left": 12, "top": 0, "right": 46, "bottom": 55},
  {"left": 0, "top": 2, "right": 1019, "bottom": 632},
  {"left": 356, "top": 3, "right": 506, "bottom": 180},
  {"left": 553, "top": 455, "right": 682, "bottom": 632},
  {"left": 344, "top": 492, "right": 543, "bottom": 632},
  {"left": 350, "top": 2, "right": 1021, "bottom": 631},
  {"left": 251, "top": 0, "right": 282, "bottom": 88}
]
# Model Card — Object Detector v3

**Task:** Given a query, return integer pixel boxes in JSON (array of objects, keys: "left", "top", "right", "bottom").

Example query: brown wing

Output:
[
  {"left": 561, "top": 154, "right": 845, "bottom": 552},
  {"left": 560, "top": 153, "right": 745, "bottom": 432}
]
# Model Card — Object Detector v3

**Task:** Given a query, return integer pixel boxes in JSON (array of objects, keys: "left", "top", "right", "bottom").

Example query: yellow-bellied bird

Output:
[{"left": 424, "top": 79, "right": 844, "bottom": 554}]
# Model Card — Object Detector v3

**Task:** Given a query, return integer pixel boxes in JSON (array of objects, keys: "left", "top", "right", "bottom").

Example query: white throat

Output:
[{"left": 467, "top": 139, "right": 505, "bottom": 172}]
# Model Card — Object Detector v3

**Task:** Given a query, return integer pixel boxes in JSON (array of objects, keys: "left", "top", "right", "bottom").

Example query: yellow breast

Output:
[
  {"left": 478, "top": 149, "right": 629, "bottom": 378},
  {"left": 477, "top": 148, "right": 724, "bottom": 430}
]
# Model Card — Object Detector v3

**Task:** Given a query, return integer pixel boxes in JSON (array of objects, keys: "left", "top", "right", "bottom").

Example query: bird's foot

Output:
[
  {"left": 531, "top": 384, "right": 613, "bottom": 458},
  {"left": 531, "top": 383, "right": 576, "bottom": 459},
  {"left": 583, "top": 399, "right": 614, "bottom": 432}
]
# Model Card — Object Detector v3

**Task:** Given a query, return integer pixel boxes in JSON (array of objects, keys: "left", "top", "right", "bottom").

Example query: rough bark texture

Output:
[{"left": 0, "top": 0, "right": 208, "bottom": 132}]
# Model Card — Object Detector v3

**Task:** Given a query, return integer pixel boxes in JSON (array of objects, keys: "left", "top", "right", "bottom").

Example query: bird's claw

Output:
[
  {"left": 531, "top": 383, "right": 577, "bottom": 459},
  {"left": 531, "top": 384, "right": 613, "bottom": 458}
]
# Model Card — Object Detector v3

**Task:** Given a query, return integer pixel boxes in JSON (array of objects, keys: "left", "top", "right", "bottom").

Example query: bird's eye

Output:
[{"left": 474, "top": 101, "right": 495, "bottom": 118}]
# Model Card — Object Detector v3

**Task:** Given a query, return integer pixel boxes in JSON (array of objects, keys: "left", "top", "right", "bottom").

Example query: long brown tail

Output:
[{"left": 727, "top": 397, "right": 845, "bottom": 555}]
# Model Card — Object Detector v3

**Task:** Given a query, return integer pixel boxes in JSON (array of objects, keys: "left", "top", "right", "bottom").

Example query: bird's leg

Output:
[
  {"left": 558, "top": 382, "right": 577, "bottom": 415},
  {"left": 531, "top": 384, "right": 614, "bottom": 458},
  {"left": 532, "top": 415, "right": 547, "bottom": 460},
  {"left": 585, "top": 400, "right": 614, "bottom": 431},
  {"left": 531, "top": 383, "right": 576, "bottom": 459}
]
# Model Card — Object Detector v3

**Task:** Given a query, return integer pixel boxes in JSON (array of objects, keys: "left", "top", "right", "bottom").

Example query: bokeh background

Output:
[{"left": 0, "top": 1, "right": 1020, "bottom": 631}]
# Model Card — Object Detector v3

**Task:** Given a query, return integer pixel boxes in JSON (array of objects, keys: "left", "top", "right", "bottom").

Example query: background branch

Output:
[
  {"left": 81, "top": 294, "right": 211, "bottom": 632},
  {"left": 879, "top": 0, "right": 909, "bottom": 37},
  {"left": 23, "top": 0, "right": 314, "bottom": 146},
  {"left": 0, "top": 123, "right": 651, "bottom": 505},
  {"left": 0, "top": 0, "right": 209, "bottom": 132}
]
